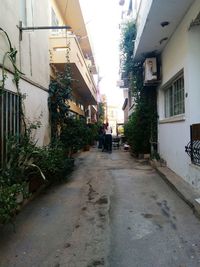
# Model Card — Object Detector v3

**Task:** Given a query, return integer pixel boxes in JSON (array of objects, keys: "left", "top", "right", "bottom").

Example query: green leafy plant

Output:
[
  {"left": 35, "top": 141, "right": 74, "bottom": 182},
  {"left": 2, "top": 123, "right": 46, "bottom": 184},
  {"left": 87, "top": 123, "right": 99, "bottom": 145},
  {"left": 0, "top": 28, "right": 24, "bottom": 92},
  {"left": 97, "top": 102, "right": 106, "bottom": 123},
  {"left": 120, "top": 21, "right": 158, "bottom": 156},
  {"left": 120, "top": 21, "right": 137, "bottom": 78},
  {"left": 0, "top": 182, "right": 28, "bottom": 224},
  {"left": 60, "top": 118, "right": 88, "bottom": 157},
  {"left": 48, "top": 42, "right": 72, "bottom": 138},
  {"left": 0, "top": 28, "right": 26, "bottom": 132},
  {"left": 0, "top": 126, "right": 75, "bottom": 224}
]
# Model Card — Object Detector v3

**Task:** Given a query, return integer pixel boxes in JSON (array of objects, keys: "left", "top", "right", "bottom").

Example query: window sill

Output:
[{"left": 159, "top": 114, "right": 185, "bottom": 124}]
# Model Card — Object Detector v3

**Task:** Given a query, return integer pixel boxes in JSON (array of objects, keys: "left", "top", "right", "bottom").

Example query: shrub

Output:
[
  {"left": 0, "top": 182, "right": 28, "bottom": 224},
  {"left": 0, "top": 128, "right": 74, "bottom": 223},
  {"left": 124, "top": 87, "right": 157, "bottom": 155},
  {"left": 60, "top": 118, "right": 97, "bottom": 156},
  {"left": 35, "top": 142, "right": 74, "bottom": 182}
]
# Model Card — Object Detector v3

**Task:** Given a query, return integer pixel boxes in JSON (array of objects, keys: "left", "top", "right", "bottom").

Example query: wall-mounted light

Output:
[{"left": 160, "top": 21, "right": 170, "bottom": 27}]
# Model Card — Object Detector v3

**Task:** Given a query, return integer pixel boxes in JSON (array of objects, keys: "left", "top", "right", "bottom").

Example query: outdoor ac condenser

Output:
[{"left": 144, "top": 57, "right": 157, "bottom": 83}]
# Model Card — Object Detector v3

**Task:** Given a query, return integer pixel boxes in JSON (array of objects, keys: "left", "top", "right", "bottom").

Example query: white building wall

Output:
[
  {"left": 0, "top": 0, "right": 50, "bottom": 145},
  {"left": 158, "top": 0, "right": 200, "bottom": 189},
  {"left": 134, "top": 0, "right": 153, "bottom": 57}
]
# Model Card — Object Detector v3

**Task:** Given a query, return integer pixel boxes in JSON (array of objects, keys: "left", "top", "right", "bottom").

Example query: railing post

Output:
[{"left": 190, "top": 125, "right": 194, "bottom": 163}]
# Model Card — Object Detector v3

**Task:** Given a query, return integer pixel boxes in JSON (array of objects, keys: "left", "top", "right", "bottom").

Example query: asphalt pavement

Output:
[{"left": 0, "top": 148, "right": 200, "bottom": 267}]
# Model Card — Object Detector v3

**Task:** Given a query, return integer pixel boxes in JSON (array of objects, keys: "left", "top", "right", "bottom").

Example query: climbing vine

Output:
[
  {"left": 48, "top": 41, "right": 72, "bottom": 138},
  {"left": 0, "top": 27, "right": 26, "bottom": 132},
  {"left": 120, "top": 21, "right": 158, "bottom": 155},
  {"left": 0, "top": 28, "right": 24, "bottom": 93}
]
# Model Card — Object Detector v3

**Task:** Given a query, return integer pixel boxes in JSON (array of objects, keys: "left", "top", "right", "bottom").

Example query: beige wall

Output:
[
  {"left": 51, "top": 0, "right": 64, "bottom": 24},
  {"left": 0, "top": 0, "right": 50, "bottom": 145},
  {"left": 0, "top": 0, "right": 50, "bottom": 88}
]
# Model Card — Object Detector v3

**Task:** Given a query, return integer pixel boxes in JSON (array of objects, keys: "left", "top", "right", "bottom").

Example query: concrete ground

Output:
[{"left": 1, "top": 148, "right": 200, "bottom": 267}]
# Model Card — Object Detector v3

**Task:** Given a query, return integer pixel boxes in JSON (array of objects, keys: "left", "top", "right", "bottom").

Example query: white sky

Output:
[{"left": 80, "top": 0, "right": 124, "bottom": 112}]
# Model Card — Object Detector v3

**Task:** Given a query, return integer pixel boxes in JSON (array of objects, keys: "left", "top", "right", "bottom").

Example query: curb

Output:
[{"left": 152, "top": 164, "right": 200, "bottom": 218}]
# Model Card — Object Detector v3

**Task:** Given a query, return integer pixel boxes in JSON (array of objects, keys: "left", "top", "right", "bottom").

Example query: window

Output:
[
  {"left": 0, "top": 90, "right": 21, "bottom": 166},
  {"left": 164, "top": 74, "right": 185, "bottom": 118}
]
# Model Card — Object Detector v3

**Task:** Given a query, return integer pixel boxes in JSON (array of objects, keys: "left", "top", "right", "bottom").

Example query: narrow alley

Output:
[{"left": 1, "top": 148, "right": 200, "bottom": 267}]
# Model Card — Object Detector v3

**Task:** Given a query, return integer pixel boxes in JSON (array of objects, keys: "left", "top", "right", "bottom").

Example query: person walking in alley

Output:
[
  {"left": 98, "top": 124, "right": 105, "bottom": 149},
  {"left": 103, "top": 122, "right": 112, "bottom": 153}
]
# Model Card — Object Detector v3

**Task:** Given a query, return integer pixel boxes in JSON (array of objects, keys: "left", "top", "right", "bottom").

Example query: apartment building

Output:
[
  {"left": 0, "top": 0, "right": 50, "bottom": 164},
  {"left": 49, "top": 0, "right": 97, "bottom": 122},
  {"left": 0, "top": 0, "right": 97, "bottom": 165},
  {"left": 119, "top": 0, "right": 135, "bottom": 120},
  {"left": 134, "top": 0, "right": 200, "bottom": 189}
]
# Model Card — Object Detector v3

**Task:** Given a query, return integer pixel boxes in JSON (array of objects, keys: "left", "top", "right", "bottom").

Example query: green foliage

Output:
[
  {"left": 124, "top": 87, "right": 157, "bottom": 154},
  {"left": 0, "top": 182, "right": 29, "bottom": 224},
  {"left": 98, "top": 102, "right": 105, "bottom": 123},
  {"left": 35, "top": 141, "right": 74, "bottom": 182},
  {"left": 0, "top": 28, "right": 26, "bottom": 131},
  {"left": 87, "top": 123, "right": 99, "bottom": 144},
  {"left": 48, "top": 43, "right": 72, "bottom": 137},
  {"left": 0, "top": 183, "right": 24, "bottom": 224},
  {"left": 0, "top": 124, "right": 74, "bottom": 224},
  {"left": 120, "top": 21, "right": 137, "bottom": 77},
  {"left": 0, "top": 28, "right": 24, "bottom": 93},
  {"left": 60, "top": 118, "right": 95, "bottom": 156},
  {"left": 120, "top": 22, "right": 158, "bottom": 155},
  {"left": 2, "top": 122, "right": 45, "bottom": 185}
]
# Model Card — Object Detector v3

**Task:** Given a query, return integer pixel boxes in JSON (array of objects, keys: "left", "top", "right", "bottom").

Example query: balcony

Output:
[
  {"left": 49, "top": 33, "right": 97, "bottom": 105},
  {"left": 134, "top": 0, "right": 195, "bottom": 60}
]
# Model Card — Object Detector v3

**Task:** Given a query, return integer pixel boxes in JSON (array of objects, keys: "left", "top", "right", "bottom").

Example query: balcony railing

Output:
[{"left": 185, "top": 124, "right": 200, "bottom": 166}]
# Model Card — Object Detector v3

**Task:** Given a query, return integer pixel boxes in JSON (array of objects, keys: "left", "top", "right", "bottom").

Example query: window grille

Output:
[
  {"left": 185, "top": 124, "right": 200, "bottom": 166},
  {"left": 164, "top": 75, "right": 185, "bottom": 118},
  {"left": 0, "top": 90, "right": 21, "bottom": 166}
]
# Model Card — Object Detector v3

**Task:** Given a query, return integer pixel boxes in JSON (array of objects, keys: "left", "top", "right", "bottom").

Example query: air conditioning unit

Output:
[{"left": 144, "top": 57, "right": 158, "bottom": 84}]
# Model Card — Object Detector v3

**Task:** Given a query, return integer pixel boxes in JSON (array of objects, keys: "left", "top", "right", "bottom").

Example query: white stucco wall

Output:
[
  {"left": 0, "top": 0, "right": 50, "bottom": 146},
  {"left": 158, "top": 0, "right": 200, "bottom": 189},
  {"left": 134, "top": 0, "right": 153, "bottom": 56},
  {"left": 0, "top": 0, "right": 50, "bottom": 88},
  {"left": 3, "top": 72, "right": 50, "bottom": 146}
]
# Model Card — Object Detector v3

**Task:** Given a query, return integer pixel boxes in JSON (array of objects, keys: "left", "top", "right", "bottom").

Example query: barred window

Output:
[
  {"left": 185, "top": 124, "right": 200, "bottom": 166},
  {"left": 164, "top": 75, "right": 185, "bottom": 118},
  {"left": 0, "top": 90, "right": 21, "bottom": 166}
]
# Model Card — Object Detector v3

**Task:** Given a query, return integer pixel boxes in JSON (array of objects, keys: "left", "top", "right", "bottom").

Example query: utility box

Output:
[{"left": 144, "top": 57, "right": 158, "bottom": 85}]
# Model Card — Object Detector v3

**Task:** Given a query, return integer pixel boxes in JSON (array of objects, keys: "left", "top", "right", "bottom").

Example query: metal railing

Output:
[
  {"left": 0, "top": 90, "right": 21, "bottom": 166},
  {"left": 185, "top": 124, "right": 200, "bottom": 166}
]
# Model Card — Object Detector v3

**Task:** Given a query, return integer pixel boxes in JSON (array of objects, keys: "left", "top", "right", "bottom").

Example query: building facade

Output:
[
  {"left": 0, "top": 0, "right": 97, "bottom": 165},
  {"left": 134, "top": 0, "right": 200, "bottom": 189},
  {"left": 119, "top": 0, "right": 135, "bottom": 120},
  {"left": 49, "top": 0, "right": 97, "bottom": 122},
  {"left": 0, "top": 0, "right": 50, "bottom": 164}
]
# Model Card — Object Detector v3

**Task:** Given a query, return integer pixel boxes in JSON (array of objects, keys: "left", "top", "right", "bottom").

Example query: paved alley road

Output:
[{"left": 1, "top": 148, "right": 200, "bottom": 267}]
